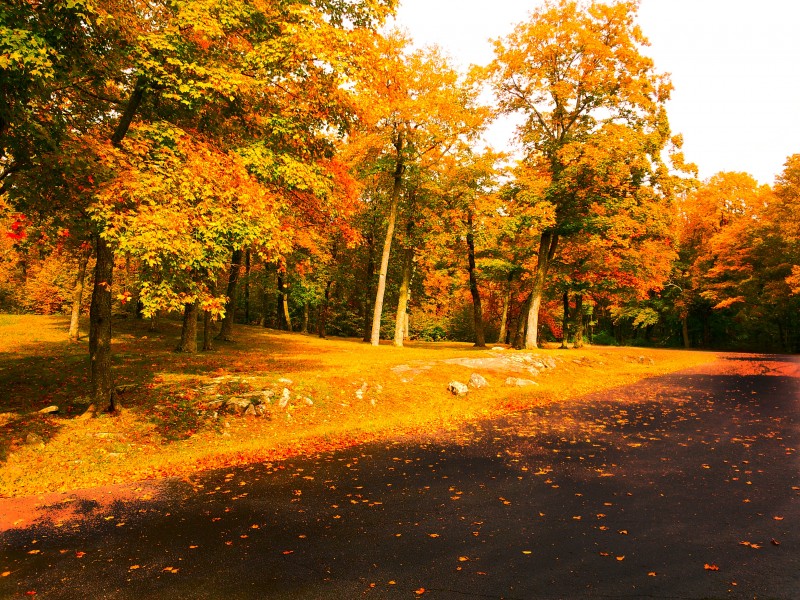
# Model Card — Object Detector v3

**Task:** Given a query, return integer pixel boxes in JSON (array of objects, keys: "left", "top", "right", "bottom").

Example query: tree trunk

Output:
[
  {"left": 89, "top": 235, "right": 115, "bottom": 410},
  {"left": 681, "top": 313, "right": 690, "bottom": 348},
  {"left": 69, "top": 244, "right": 91, "bottom": 342},
  {"left": 370, "top": 133, "right": 404, "bottom": 346},
  {"left": 466, "top": 210, "right": 485, "bottom": 347},
  {"left": 362, "top": 232, "right": 375, "bottom": 342},
  {"left": 497, "top": 273, "right": 512, "bottom": 345},
  {"left": 393, "top": 244, "right": 414, "bottom": 347},
  {"left": 244, "top": 249, "right": 251, "bottom": 325},
  {"left": 202, "top": 310, "right": 213, "bottom": 351},
  {"left": 318, "top": 281, "right": 332, "bottom": 338},
  {"left": 281, "top": 274, "right": 293, "bottom": 332},
  {"left": 217, "top": 249, "right": 242, "bottom": 341},
  {"left": 524, "top": 231, "right": 559, "bottom": 349},
  {"left": 87, "top": 75, "right": 147, "bottom": 413},
  {"left": 573, "top": 293, "right": 584, "bottom": 348},
  {"left": 302, "top": 303, "right": 309, "bottom": 334},
  {"left": 560, "top": 291, "right": 570, "bottom": 348},
  {"left": 176, "top": 302, "right": 199, "bottom": 352},
  {"left": 513, "top": 292, "right": 533, "bottom": 349}
]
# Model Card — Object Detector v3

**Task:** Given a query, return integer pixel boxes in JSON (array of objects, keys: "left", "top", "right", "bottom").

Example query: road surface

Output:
[{"left": 2, "top": 353, "right": 798, "bottom": 599}]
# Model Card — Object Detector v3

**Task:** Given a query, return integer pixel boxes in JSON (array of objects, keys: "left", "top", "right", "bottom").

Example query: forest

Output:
[{"left": 2, "top": 0, "right": 799, "bottom": 414}]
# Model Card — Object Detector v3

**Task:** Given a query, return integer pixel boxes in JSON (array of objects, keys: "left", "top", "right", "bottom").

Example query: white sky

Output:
[{"left": 390, "top": 0, "right": 800, "bottom": 185}]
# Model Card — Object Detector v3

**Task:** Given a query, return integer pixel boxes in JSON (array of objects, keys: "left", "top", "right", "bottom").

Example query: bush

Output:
[{"left": 591, "top": 330, "right": 618, "bottom": 346}]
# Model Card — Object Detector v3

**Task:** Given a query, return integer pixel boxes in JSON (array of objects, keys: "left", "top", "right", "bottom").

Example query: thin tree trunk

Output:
[
  {"left": 573, "top": 293, "right": 584, "bottom": 348},
  {"left": 176, "top": 302, "right": 199, "bottom": 352},
  {"left": 560, "top": 291, "right": 570, "bottom": 349},
  {"left": 362, "top": 232, "right": 375, "bottom": 342},
  {"left": 276, "top": 271, "right": 286, "bottom": 330},
  {"left": 217, "top": 249, "right": 242, "bottom": 341},
  {"left": 466, "top": 210, "right": 485, "bottom": 347},
  {"left": 318, "top": 281, "right": 332, "bottom": 338},
  {"left": 393, "top": 244, "right": 414, "bottom": 347},
  {"left": 69, "top": 244, "right": 91, "bottom": 342},
  {"left": 202, "top": 310, "right": 213, "bottom": 351},
  {"left": 244, "top": 249, "right": 251, "bottom": 325},
  {"left": 524, "top": 231, "right": 559, "bottom": 349},
  {"left": 497, "top": 273, "right": 512, "bottom": 345},
  {"left": 89, "top": 235, "right": 115, "bottom": 409},
  {"left": 371, "top": 133, "right": 404, "bottom": 346},
  {"left": 281, "top": 272, "right": 293, "bottom": 332},
  {"left": 681, "top": 313, "right": 690, "bottom": 348},
  {"left": 302, "top": 303, "right": 309, "bottom": 334}
]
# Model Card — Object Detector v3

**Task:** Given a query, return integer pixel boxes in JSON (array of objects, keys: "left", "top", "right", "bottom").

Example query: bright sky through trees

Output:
[{"left": 390, "top": 0, "right": 800, "bottom": 185}]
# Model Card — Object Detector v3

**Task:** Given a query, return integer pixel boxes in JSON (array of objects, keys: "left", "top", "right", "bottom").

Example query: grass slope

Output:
[{"left": 0, "top": 315, "right": 715, "bottom": 498}]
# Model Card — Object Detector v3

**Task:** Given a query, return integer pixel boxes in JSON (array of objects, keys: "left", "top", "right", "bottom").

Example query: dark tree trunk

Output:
[
  {"left": 69, "top": 244, "right": 91, "bottom": 342},
  {"left": 87, "top": 75, "right": 147, "bottom": 413},
  {"left": 466, "top": 210, "right": 485, "bottom": 347},
  {"left": 560, "top": 291, "right": 570, "bottom": 349},
  {"left": 218, "top": 249, "right": 242, "bottom": 341},
  {"left": 202, "top": 310, "right": 213, "bottom": 351},
  {"left": 244, "top": 249, "right": 251, "bottom": 325},
  {"left": 681, "top": 313, "right": 691, "bottom": 348},
  {"left": 573, "top": 293, "right": 584, "bottom": 348},
  {"left": 318, "top": 281, "right": 332, "bottom": 338},
  {"left": 513, "top": 292, "right": 533, "bottom": 349},
  {"left": 497, "top": 272, "right": 512, "bottom": 345},
  {"left": 89, "top": 236, "right": 115, "bottom": 410},
  {"left": 176, "top": 302, "right": 199, "bottom": 352}
]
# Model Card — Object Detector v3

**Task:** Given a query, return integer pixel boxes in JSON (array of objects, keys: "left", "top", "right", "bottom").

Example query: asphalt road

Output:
[{"left": 2, "top": 353, "right": 798, "bottom": 599}]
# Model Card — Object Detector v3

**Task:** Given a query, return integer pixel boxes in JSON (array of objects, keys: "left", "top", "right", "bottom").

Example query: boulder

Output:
[
  {"left": 505, "top": 377, "right": 538, "bottom": 387},
  {"left": 278, "top": 388, "right": 290, "bottom": 408},
  {"left": 448, "top": 381, "right": 469, "bottom": 396},
  {"left": 244, "top": 404, "right": 256, "bottom": 417},
  {"left": 469, "top": 373, "right": 488, "bottom": 389},
  {"left": 225, "top": 397, "right": 252, "bottom": 413}
]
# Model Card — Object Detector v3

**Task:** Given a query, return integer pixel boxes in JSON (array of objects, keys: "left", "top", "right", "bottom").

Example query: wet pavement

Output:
[{"left": 1, "top": 353, "right": 798, "bottom": 599}]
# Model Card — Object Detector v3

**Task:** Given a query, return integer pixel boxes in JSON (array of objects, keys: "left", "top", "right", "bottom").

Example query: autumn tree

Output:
[
  {"left": 347, "top": 33, "right": 487, "bottom": 346},
  {"left": 487, "top": 0, "right": 676, "bottom": 348}
]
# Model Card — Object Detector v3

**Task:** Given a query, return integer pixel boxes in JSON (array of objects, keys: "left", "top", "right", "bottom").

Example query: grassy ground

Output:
[{"left": 0, "top": 315, "right": 716, "bottom": 498}]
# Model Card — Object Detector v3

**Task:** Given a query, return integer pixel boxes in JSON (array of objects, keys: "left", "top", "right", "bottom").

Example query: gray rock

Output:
[
  {"left": 279, "top": 388, "right": 290, "bottom": 408},
  {"left": 26, "top": 432, "right": 45, "bottom": 445},
  {"left": 244, "top": 404, "right": 256, "bottom": 417},
  {"left": 278, "top": 377, "right": 293, "bottom": 385},
  {"left": 491, "top": 346, "right": 506, "bottom": 351},
  {"left": 225, "top": 397, "right": 252, "bottom": 411},
  {"left": 542, "top": 357, "right": 557, "bottom": 369},
  {"left": 38, "top": 405, "right": 59, "bottom": 414},
  {"left": 206, "top": 399, "right": 225, "bottom": 410},
  {"left": 505, "top": 377, "right": 538, "bottom": 387},
  {"left": 469, "top": 373, "right": 488, "bottom": 389},
  {"left": 448, "top": 381, "right": 469, "bottom": 396}
]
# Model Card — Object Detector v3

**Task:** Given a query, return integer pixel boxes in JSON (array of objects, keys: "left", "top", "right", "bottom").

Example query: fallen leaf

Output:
[
  {"left": 771, "top": 539, "right": 780, "bottom": 546},
  {"left": 1, "top": 572, "right": 10, "bottom": 577},
  {"left": 616, "top": 556, "right": 625, "bottom": 561},
  {"left": 415, "top": 588, "right": 426, "bottom": 596},
  {"left": 75, "top": 551, "right": 86, "bottom": 558},
  {"left": 773, "top": 516, "right": 784, "bottom": 521},
  {"left": 428, "top": 533, "right": 439, "bottom": 538},
  {"left": 458, "top": 556, "right": 469, "bottom": 562},
  {"left": 704, "top": 564, "right": 720, "bottom": 571},
  {"left": 648, "top": 572, "right": 657, "bottom": 577},
  {"left": 282, "top": 550, "right": 294, "bottom": 555},
  {"left": 129, "top": 565, "right": 140, "bottom": 570}
]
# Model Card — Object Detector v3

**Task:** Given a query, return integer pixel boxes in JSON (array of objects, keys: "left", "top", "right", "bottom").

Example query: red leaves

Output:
[{"left": 704, "top": 563, "right": 720, "bottom": 571}]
